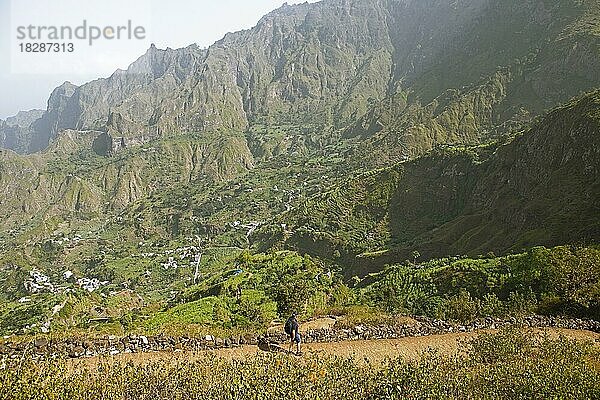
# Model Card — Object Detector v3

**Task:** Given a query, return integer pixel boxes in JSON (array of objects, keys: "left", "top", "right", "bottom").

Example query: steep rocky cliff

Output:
[
  {"left": 0, "top": 110, "right": 44, "bottom": 153},
  {"left": 1, "top": 0, "right": 598, "bottom": 157}
]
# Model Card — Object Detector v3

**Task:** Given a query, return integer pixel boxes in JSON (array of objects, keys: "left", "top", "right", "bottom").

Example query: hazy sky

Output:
[{"left": 0, "top": 0, "right": 318, "bottom": 119}]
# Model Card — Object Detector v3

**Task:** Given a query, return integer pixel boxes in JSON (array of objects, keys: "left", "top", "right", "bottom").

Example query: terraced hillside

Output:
[
  {"left": 257, "top": 90, "right": 600, "bottom": 271},
  {"left": 0, "top": 0, "right": 598, "bottom": 337}
]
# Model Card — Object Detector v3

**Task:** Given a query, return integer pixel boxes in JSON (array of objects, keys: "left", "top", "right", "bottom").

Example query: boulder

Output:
[{"left": 69, "top": 346, "right": 85, "bottom": 358}]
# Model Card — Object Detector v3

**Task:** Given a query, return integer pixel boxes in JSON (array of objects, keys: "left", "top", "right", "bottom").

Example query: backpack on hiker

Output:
[{"left": 284, "top": 314, "right": 297, "bottom": 336}]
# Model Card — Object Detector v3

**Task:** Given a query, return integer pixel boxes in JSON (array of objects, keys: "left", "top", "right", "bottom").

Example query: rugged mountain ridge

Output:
[
  {"left": 0, "top": 110, "right": 44, "bottom": 153},
  {"left": 1, "top": 0, "right": 598, "bottom": 158}
]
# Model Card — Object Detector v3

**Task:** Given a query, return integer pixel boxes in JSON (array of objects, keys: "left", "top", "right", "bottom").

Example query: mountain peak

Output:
[
  {"left": 54, "top": 81, "right": 78, "bottom": 93},
  {"left": 1, "top": 0, "right": 599, "bottom": 156},
  {"left": 5, "top": 109, "right": 45, "bottom": 128}
]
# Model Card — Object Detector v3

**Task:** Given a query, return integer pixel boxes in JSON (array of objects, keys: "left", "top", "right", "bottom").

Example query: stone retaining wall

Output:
[{"left": 1, "top": 315, "right": 598, "bottom": 359}]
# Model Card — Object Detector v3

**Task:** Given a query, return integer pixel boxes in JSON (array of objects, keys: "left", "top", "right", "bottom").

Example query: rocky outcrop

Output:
[
  {"left": 5, "top": 110, "right": 45, "bottom": 129},
  {"left": 0, "top": 110, "right": 44, "bottom": 153},
  {"left": 27, "top": 82, "right": 79, "bottom": 153}
]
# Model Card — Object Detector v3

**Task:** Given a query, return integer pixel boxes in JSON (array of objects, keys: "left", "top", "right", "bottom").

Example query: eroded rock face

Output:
[
  {"left": 0, "top": 128, "right": 255, "bottom": 230},
  {"left": 3, "top": 0, "right": 597, "bottom": 156},
  {"left": 0, "top": 110, "right": 45, "bottom": 153},
  {"left": 5, "top": 110, "right": 45, "bottom": 129}
]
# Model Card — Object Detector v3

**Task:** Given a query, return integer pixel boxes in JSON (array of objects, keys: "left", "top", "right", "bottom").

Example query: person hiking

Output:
[{"left": 284, "top": 312, "right": 301, "bottom": 355}]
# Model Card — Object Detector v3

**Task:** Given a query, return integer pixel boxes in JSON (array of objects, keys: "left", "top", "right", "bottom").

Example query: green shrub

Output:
[
  {"left": 479, "top": 293, "right": 505, "bottom": 317},
  {"left": 235, "top": 290, "right": 277, "bottom": 326},
  {"left": 506, "top": 289, "right": 538, "bottom": 316},
  {"left": 363, "top": 245, "right": 600, "bottom": 321},
  {"left": 438, "top": 289, "right": 480, "bottom": 323}
]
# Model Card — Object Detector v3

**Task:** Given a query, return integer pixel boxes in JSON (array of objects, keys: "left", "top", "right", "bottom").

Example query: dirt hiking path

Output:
[
  {"left": 71, "top": 328, "right": 599, "bottom": 368},
  {"left": 215, "top": 328, "right": 599, "bottom": 362}
]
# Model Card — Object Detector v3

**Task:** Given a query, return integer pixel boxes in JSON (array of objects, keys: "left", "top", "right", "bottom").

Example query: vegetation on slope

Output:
[
  {"left": 261, "top": 90, "right": 600, "bottom": 271},
  {"left": 0, "top": 0, "right": 597, "bottom": 352},
  {"left": 0, "top": 242, "right": 597, "bottom": 336},
  {"left": 362, "top": 245, "right": 600, "bottom": 322}
]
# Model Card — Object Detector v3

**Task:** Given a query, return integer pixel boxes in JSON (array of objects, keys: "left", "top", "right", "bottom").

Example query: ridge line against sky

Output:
[{"left": 0, "top": 0, "right": 319, "bottom": 119}]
